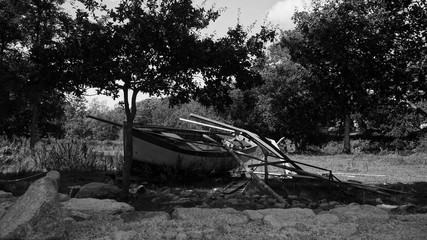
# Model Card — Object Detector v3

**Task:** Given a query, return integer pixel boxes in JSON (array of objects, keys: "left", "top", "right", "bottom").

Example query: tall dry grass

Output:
[{"left": 0, "top": 136, "right": 123, "bottom": 175}]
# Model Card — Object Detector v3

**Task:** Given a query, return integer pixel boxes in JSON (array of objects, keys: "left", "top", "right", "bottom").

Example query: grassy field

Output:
[
  {"left": 1, "top": 136, "right": 426, "bottom": 186},
  {"left": 289, "top": 153, "right": 427, "bottom": 184}
]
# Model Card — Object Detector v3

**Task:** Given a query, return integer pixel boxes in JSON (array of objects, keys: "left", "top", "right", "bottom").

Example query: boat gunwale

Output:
[{"left": 132, "top": 128, "right": 233, "bottom": 158}]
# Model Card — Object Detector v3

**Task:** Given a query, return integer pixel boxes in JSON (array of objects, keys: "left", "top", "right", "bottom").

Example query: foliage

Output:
[
  {"left": 260, "top": 43, "right": 325, "bottom": 148},
  {"left": 70, "top": 0, "right": 274, "bottom": 197},
  {"left": 134, "top": 98, "right": 227, "bottom": 128},
  {"left": 0, "top": 0, "right": 85, "bottom": 144},
  {"left": 282, "top": 0, "right": 427, "bottom": 152},
  {"left": 0, "top": 136, "right": 122, "bottom": 174},
  {"left": 62, "top": 95, "right": 123, "bottom": 140}
]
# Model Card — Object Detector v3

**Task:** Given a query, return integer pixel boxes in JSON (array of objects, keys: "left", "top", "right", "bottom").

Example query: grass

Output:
[
  {"left": 0, "top": 136, "right": 123, "bottom": 175},
  {"left": 290, "top": 152, "right": 427, "bottom": 184},
  {"left": 1, "top": 136, "right": 427, "bottom": 188}
]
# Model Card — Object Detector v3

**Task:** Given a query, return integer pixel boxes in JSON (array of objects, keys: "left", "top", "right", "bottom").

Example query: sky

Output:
[{"left": 77, "top": 0, "right": 310, "bottom": 108}]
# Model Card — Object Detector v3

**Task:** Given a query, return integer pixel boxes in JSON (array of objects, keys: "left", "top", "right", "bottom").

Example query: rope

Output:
[{"left": 0, "top": 171, "right": 47, "bottom": 183}]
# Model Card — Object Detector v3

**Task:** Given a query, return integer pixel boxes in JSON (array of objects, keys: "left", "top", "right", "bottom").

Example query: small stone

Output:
[
  {"left": 46, "top": 170, "right": 61, "bottom": 187},
  {"left": 74, "top": 182, "right": 121, "bottom": 199},
  {"left": 256, "top": 203, "right": 264, "bottom": 209},
  {"left": 308, "top": 202, "right": 318, "bottom": 209},
  {"left": 393, "top": 204, "right": 416, "bottom": 214},
  {"left": 58, "top": 193, "right": 70, "bottom": 202},
  {"left": 224, "top": 194, "right": 234, "bottom": 199},
  {"left": 0, "top": 190, "right": 13, "bottom": 199},
  {"left": 226, "top": 199, "right": 239, "bottom": 205},
  {"left": 292, "top": 203, "right": 307, "bottom": 208},
  {"left": 62, "top": 198, "right": 134, "bottom": 215},
  {"left": 172, "top": 195, "right": 180, "bottom": 201},
  {"left": 416, "top": 206, "right": 427, "bottom": 214},
  {"left": 299, "top": 190, "right": 311, "bottom": 200},
  {"left": 375, "top": 198, "right": 383, "bottom": 204},
  {"left": 318, "top": 203, "right": 331, "bottom": 211},
  {"left": 319, "top": 199, "right": 328, "bottom": 204},
  {"left": 274, "top": 203, "right": 289, "bottom": 208},
  {"left": 376, "top": 204, "right": 399, "bottom": 212},
  {"left": 288, "top": 195, "right": 298, "bottom": 200},
  {"left": 180, "top": 190, "right": 193, "bottom": 198},
  {"left": 328, "top": 201, "right": 339, "bottom": 208},
  {"left": 67, "top": 210, "right": 91, "bottom": 221}
]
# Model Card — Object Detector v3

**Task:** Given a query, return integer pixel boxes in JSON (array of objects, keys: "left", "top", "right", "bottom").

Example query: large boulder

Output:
[
  {"left": 0, "top": 172, "right": 64, "bottom": 240},
  {"left": 62, "top": 198, "right": 134, "bottom": 215},
  {"left": 74, "top": 182, "right": 121, "bottom": 199}
]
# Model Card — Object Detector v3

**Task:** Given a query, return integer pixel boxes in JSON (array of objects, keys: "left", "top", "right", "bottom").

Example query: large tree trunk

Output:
[
  {"left": 121, "top": 120, "right": 133, "bottom": 199},
  {"left": 343, "top": 114, "right": 351, "bottom": 154},
  {"left": 121, "top": 86, "right": 137, "bottom": 200},
  {"left": 30, "top": 103, "right": 40, "bottom": 149}
]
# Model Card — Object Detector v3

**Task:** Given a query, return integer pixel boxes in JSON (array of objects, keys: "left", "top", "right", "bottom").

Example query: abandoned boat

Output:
[{"left": 87, "top": 115, "right": 257, "bottom": 172}]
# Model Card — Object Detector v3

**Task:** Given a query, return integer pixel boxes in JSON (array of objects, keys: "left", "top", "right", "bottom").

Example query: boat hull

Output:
[{"left": 132, "top": 129, "right": 239, "bottom": 172}]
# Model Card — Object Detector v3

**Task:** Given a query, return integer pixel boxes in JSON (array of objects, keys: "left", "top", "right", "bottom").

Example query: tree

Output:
[
  {"left": 282, "top": 0, "right": 427, "bottom": 153},
  {"left": 134, "top": 98, "right": 226, "bottom": 128},
  {"left": 0, "top": 0, "right": 84, "bottom": 145},
  {"left": 260, "top": 43, "right": 324, "bottom": 150},
  {"left": 228, "top": 43, "right": 326, "bottom": 150},
  {"left": 72, "top": 0, "right": 274, "bottom": 198}
]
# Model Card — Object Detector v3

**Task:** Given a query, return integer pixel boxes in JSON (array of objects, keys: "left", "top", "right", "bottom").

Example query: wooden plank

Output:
[
  {"left": 222, "top": 145, "right": 287, "bottom": 204},
  {"left": 223, "top": 181, "right": 248, "bottom": 194}
]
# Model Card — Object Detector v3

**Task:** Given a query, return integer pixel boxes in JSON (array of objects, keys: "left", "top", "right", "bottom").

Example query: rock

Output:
[
  {"left": 120, "top": 211, "right": 170, "bottom": 223},
  {"left": 172, "top": 207, "right": 248, "bottom": 226},
  {"left": 259, "top": 208, "right": 315, "bottom": 229},
  {"left": 74, "top": 182, "right": 121, "bottom": 199},
  {"left": 46, "top": 170, "right": 61, "bottom": 187},
  {"left": 113, "top": 230, "right": 137, "bottom": 240},
  {"left": 62, "top": 198, "right": 134, "bottom": 215},
  {"left": 314, "top": 212, "right": 340, "bottom": 225},
  {"left": 376, "top": 204, "right": 399, "bottom": 212},
  {"left": 328, "top": 201, "right": 339, "bottom": 208},
  {"left": 330, "top": 204, "right": 389, "bottom": 222},
  {"left": 274, "top": 202, "right": 289, "bottom": 208},
  {"left": 0, "top": 190, "right": 13, "bottom": 199},
  {"left": 68, "top": 185, "right": 82, "bottom": 197},
  {"left": 180, "top": 190, "right": 193, "bottom": 197},
  {"left": 59, "top": 193, "right": 70, "bottom": 202},
  {"left": 0, "top": 200, "right": 14, "bottom": 218},
  {"left": 0, "top": 175, "right": 64, "bottom": 240},
  {"left": 242, "top": 209, "right": 264, "bottom": 221},
  {"left": 308, "top": 201, "right": 318, "bottom": 209},
  {"left": 392, "top": 204, "right": 417, "bottom": 214},
  {"left": 416, "top": 206, "right": 427, "bottom": 214},
  {"left": 288, "top": 195, "right": 298, "bottom": 200},
  {"left": 292, "top": 203, "right": 307, "bottom": 208},
  {"left": 318, "top": 202, "right": 332, "bottom": 211},
  {"left": 66, "top": 209, "right": 92, "bottom": 221}
]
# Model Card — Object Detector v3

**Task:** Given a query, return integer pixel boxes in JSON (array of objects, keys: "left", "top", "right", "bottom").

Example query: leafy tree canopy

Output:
[{"left": 282, "top": 0, "right": 427, "bottom": 152}]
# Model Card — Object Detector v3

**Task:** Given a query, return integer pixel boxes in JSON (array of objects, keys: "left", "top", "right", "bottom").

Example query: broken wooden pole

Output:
[
  {"left": 223, "top": 145, "right": 287, "bottom": 204},
  {"left": 263, "top": 150, "right": 269, "bottom": 184}
]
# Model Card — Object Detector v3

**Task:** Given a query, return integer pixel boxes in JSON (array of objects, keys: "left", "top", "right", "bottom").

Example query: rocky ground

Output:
[{"left": 1, "top": 171, "right": 427, "bottom": 239}]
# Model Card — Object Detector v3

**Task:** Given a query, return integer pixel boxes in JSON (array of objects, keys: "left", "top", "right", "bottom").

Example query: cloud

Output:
[{"left": 267, "top": 0, "right": 309, "bottom": 30}]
